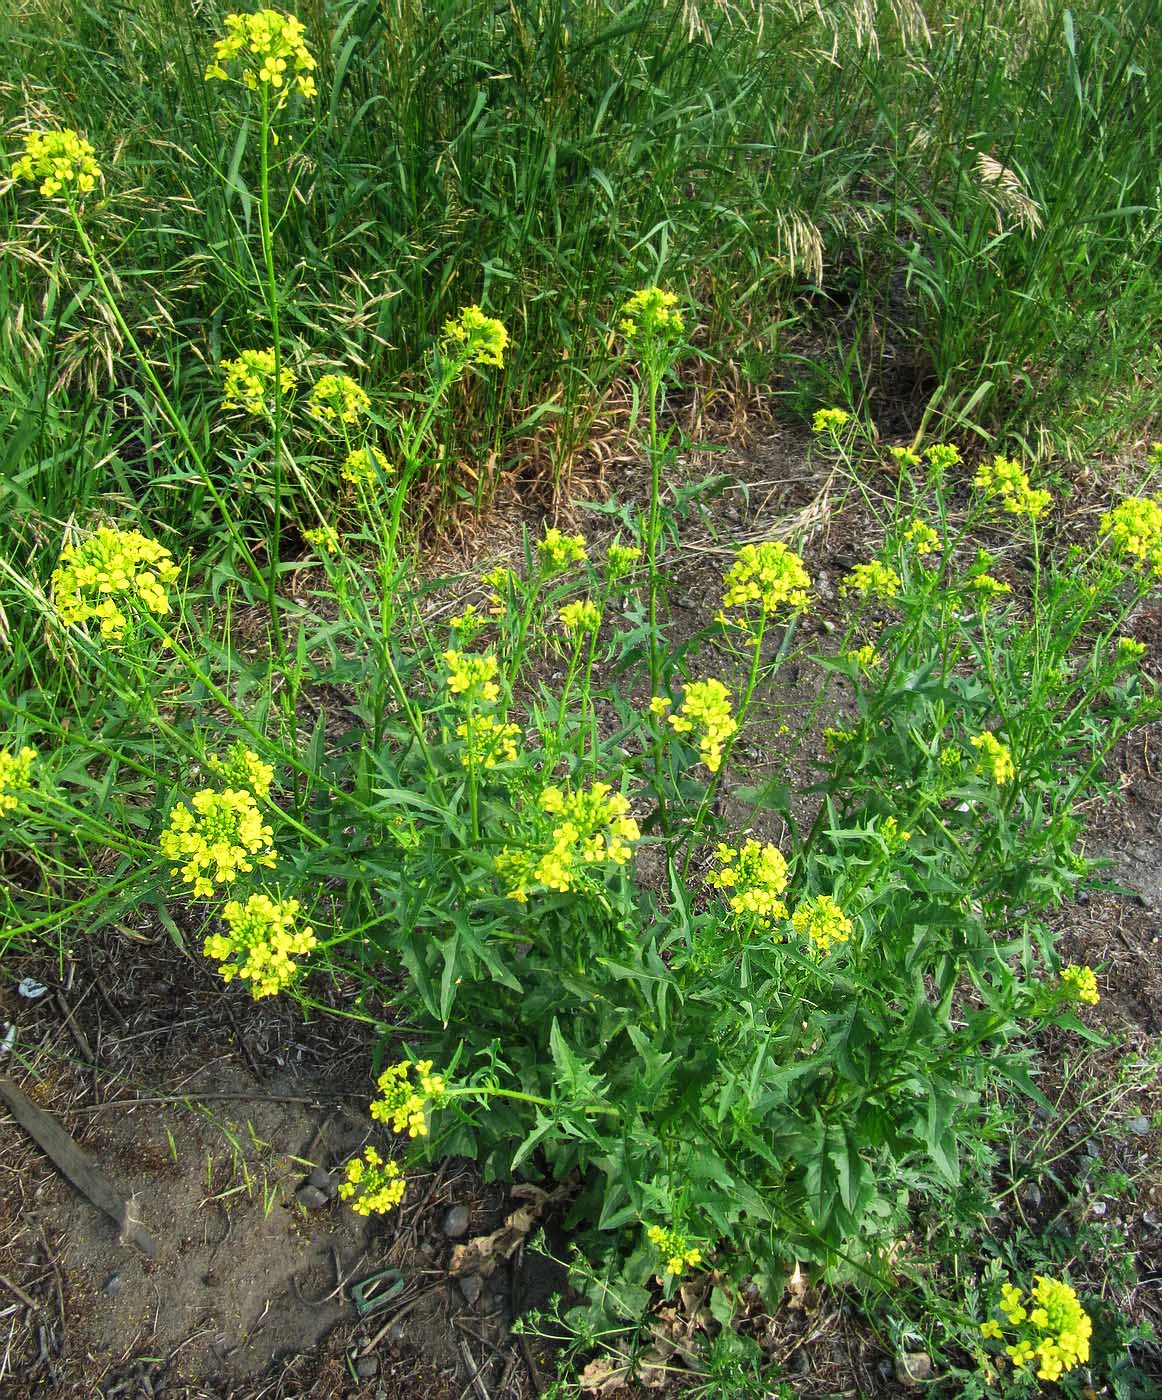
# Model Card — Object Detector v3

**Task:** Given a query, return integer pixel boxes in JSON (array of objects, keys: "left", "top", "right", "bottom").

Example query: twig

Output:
[
  {"left": 457, "top": 1335, "right": 493, "bottom": 1400},
  {"left": 360, "top": 1285, "right": 444, "bottom": 1354},
  {"left": 0, "top": 1274, "right": 39, "bottom": 1311}
]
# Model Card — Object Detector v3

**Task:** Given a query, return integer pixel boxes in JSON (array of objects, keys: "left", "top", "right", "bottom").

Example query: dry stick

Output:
[
  {"left": 0, "top": 1275, "right": 39, "bottom": 1311},
  {"left": 0, "top": 1076, "right": 159, "bottom": 1259}
]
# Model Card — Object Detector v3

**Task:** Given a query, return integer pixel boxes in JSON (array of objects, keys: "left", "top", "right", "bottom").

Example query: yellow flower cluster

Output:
[
  {"left": 537, "top": 528, "right": 588, "bottom": 576},
  {"left": 369, "top": 1059, "right": 447, "bottom": 1138},
  {"left": 965, "top": 572, "right": 1012, "bottom": 600},
  {"left": 823, "top": 725, "right": 855, "bottom": 757},
  {"left": 205, "top": 8, "right": 318, "bottom": 107},
  {"left": 307, "top": 373, "right": 370, "bottom": 426},
  {"left": 443, "top": 649, "right": 500, "bottom": 705},
  {"left": 890, "top": 445, "right": 922, "bottom": 469},
  {"left": 619, "top": 288, "right": 684, "bottom": 347},
  {"left": 980, "top": 1275, "right": 1092, "bottom": 1382},
  {"left": 559, "top": 599, "right": 601, "bottom": 637},
  {"left": 878, "top": 815, "right": 911, "bottom": 849},
  {"left": 970, "top": 731, "right": 1015, "bottom": 785},
  {"left": 449, "top": 603, "right": 487, "bottom": 644},
  {"left": 496, "top": 780, "right": 640, "bottom": 901},
  {"left": 482, "top": 565, "right": 516, "bottom": 618},
  {"left": 812, "top": 407, "right": 850, "bottom": 434},
  {"left": 791, "top": 894, "right": 853, "bottom": 956},
  {"left": 605, "top": 541, "right": 640, "bottom": 581},
  {"left": 840, "top": 560, "right": 901, "bottom": 602},
  {"left": 203, "top": 893, "right": 316, "bottom": 999},
  {"left": 443, "top": 305, "right": 509, "bottom": 368},
  {"left": 52, "top": 527, "right": 179, "bottom": 639},
  {"left": 1100, "top": 496, "right": 1162, "bottom": 578},
  {"left": 457, "top": 713, "right": 520, "bottom": 768},
  {"left": 1059, "top": 964, "right": 1099, "bottom": 1006},
  {"left": 207, "top": 743, "right": 274, "bottom": 799},
  {"left": 11, "top": 128, "right": 101, "bottom": 200},
  {"left": 0, "top": 746, "right": 37, "bottom": 816},
  {"left": 707, "top": 839, "right": 789, "bottom": 929},
  {"left": 303, "top": 524, "right": 339, "bottom": 555},
  {"left": 662, "top": 679, "right": 738, "bottom": 774},
  {"left": 924, "top": 443, "right": 962, "bottom": 473},
  {"left": 720, "top": 540, "right": 811, "bottom": 625},
  {"left": 646, "top": 1224, "right": 702, "bottom": 1277},
  {"left": 973, "top": 454, "right": 1052, "bottom": 520},
  {"left": 341, "top": 445, "right": 391, "bottom": 487},
  {"left": 221, "top": 349, "right": 296, "bottom": 415},
  {"left": 338, "top": 1146, "right": 406, "bottom": 1217},
  {"left": 845, "top": 643, "right": 879, "bottom": 671},
  {"left": 160, "top": 787, "right": 276, "bottom": 898},
  {"left": 1116, "top": 636, "right": 1146, "bottom": 666},
  {"left": 903, "top": 518, "right": 940, "bottom": 555}
]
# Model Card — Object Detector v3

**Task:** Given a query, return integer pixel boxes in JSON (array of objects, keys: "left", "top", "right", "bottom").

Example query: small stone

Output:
[
  {"left": 1020, "top": 1182, "right": 1043, "bottom": 1209},
  {"left": 103, "top": 1272, "right": 123, "bottom": 1297},
  {"left": 296, "top": 1182, "right": 329, "bottom": 1211},
  {"left": 1091, "top": 1199, "right": 1107, "bottom": 1218},
  {"left": 895, "top": 1352, "right": 933, "bottom": 1385},
  {"left": 308, "top": 1166, "right": 337, "bottom": 1198},
  {"left": 355, "top": 1355, "right": 379, "bottom": 1380},
  {"left": 442, "top": 1204, "right": 470, "bottom": 1238},
  {"left": 458, "top": 1274, "right": 484, "bottom": 1307},
  {"left": 1142, "top": 1210, "right": 1159, "bottom": 1228},
  {"left": 1128, "top": 1116, "right": 1151, "bottom": 1137},
  {"left": 1077, "top": 889, "right": 1090, "bottom": 904}
]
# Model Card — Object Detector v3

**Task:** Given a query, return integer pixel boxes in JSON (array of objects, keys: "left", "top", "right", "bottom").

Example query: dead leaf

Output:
[{"left": 448, "top": 1181, "right": 570, "bottom": 1278}]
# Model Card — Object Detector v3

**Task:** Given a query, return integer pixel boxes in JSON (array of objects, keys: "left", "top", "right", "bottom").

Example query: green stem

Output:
[{"left": 258, "top": 86, "right": 289, "bottom": 665}]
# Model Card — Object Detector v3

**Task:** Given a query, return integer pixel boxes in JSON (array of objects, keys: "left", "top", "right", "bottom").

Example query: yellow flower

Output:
[
  {"left": 303, "top": 524, "right": 340, "bottom": 555},
  {"left": 965, "top": 572, "right": 1012, "bottom": 600},
  {"left": 903, "top": 518, "right": 940, "bottom": 556},
  {"left": 721, "top": 541, "right": 810, "bottom": 625},
  {"left": 924, "top": 442, "right": 962, "bottom": 473},
  {"left": 811, "top": 407, "right": 850, "bottom": 435},
  {"left": 205, "top": 8, "right": 318, "bottom": 107},
  {"left": 970, "top": 731, "right": 1015, "bottom": 785},
  {"left": 645, "top": 1223, "right": 702, "bottom": 1277},
  {"left": 341, "top": 446, "right": 392, "bottom": 487},
  {"left": 648, "top": 696, "right": 672, "bottom": 718},
  {"left": 537, "top": 527, "right": 588, "bottom": 576},
  {"left": 1100, "top": 496, "right": 1162, "bottom": 578},
  {"left": 338, "top": 1146, "right": 406, "bottom": 1217},
  {"left": 605, "top": 541, "right": 641, "bottom": 582},
  {"left": 449, "top": 603, "right": 487, "bottom": 644},
  {"left": 0, "top": 746, "right": 38, "bottom": 816},
  {"left": 790, "top": 894, "right": 853, "bottom": 956},
  {"left": 707, "top": 840, "right": 789, "bottom": 929},
  {"left": 443, "top": 650, "right": 500, "bottom": 705},
  {"left": 456, "top": 713, "right": 520, "bottom": 768},
  {"left": 160, "top": 787, "right": 276, "bottom": 899},
  {"left": 559, "top": 599, "right": 601, "bottom": 636},
  {"left": 481, "top": 565, "right": 517, "bottom": 618},
  {"left": 981, "top": 1275, "right": 1092, "bottom": 1383},
  {"left": 973, "top": 454, "right": 1052, "bottom": 520},
  {"left": 845, "top": 643, "right": 879, "bottom": 671},
  {"left": 369, "top": 1060, "right": 447, "bottom": 1138},
  {"left": 206, "top": 744, "right": 275, "bottom": 800},
  {"left": 221, "top": 349, "right": 296, "bottom": 415},
  {"left": 11, "top": 128, "right": 101, "bottom": 201},
  {"left": 203, "top": 892, "right": 316, "bottom": 999},
  {"left": 306, "top": 373, "right": 370, "bottom": 427},
  {"left": 495, "top": 780, "right": 639, "bottom": 901},
  {"left": 619, "top": 288, "right": 684, "bottom": 348},
  {"left": 443, "top": 305, "right": 508, "bottom": 368},
  {"left": 1059, "top": 964, "right": 1099, "bottom": 1006},
  {"left": 839, "top": 560, "right": 901, "bottom": 601},
  {"left": 667, "top": 679, "right": 738, "bottom": 774},
  {"left": 890, "top": 445, "right": 922, "bottom": 469},
  {"left": 51, "top": 526, "right": 179, "bottom": 640},
  {"left": 1116, "top": 636, "right": 1146, "bottom": 667}
]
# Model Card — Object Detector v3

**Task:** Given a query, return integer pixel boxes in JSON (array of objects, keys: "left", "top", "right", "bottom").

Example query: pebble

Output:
[
  {"left": 1020, "top": 1182, "right": 1043, "bottom": 1209},
  {"left": 296, "top": 1182, "right": 330, "bottom": 1211},
  {"left": 1128, "top": 1116, "right": 1151, "bottom": 1137},
  {"left": 895, "top": 1352, "right": 933, "bottom": 1385},
  {"left": 442, "top": 1204, "right": 471, "bottom": 1238},
  {"left": 308, "top": 1165, "right": 337, "bottom": 1198},
  {"left": 1091, "top": 1199, "right": 1107, "bottom": 1218},
  {"left": 458, "top": 1274, "right": 484, "bottom": 1307},
  {"left": 103, "top": 1272, "right": 124, "bottom": 1298},
  {"left": 355, "top": 1355, "right": 379, "bottom": 1380}
]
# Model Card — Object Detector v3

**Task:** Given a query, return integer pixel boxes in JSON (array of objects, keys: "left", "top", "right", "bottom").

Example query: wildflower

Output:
[
  {"left": 903, "top": 518, "right": 940, "bottom": 556},
  {"left": 303, "top": 524, "right": 340, "bottom": 555},
  {"left": 11, "top": 128, "right": 101, "bottom": 201},
  {"left": 449, "top": 603, "right": 487, "bottom": 644},
  {"left": 845, "top": 643, "right": 879, "bottom": 671},
  {"left": 536, "top": 528, "right": 587, "bottom": 576},
  {"left": 707, "top": 840, "right": 789, "bottom": 929},
  {"left": 619, "top": 288, "right": 684, "bottom": 349},
  {"left": 965, "top": 572, "right": 1012, "bottom": 600},
  {"left": 890, "top": 445, "right": 922, "bottom": 469},
  {"left": 443, "top": 650, "right": 500, "bottom": 705},
  {"left": 840, "top": 560, "right": 901, "bottom": 602},
  {"left": 811, "top": 407, "right": 850, "bottom": 435},
  {"left": 205, "top": 8, "right": 317, "bottom": 107},
  {"left": 878, "top": 815, "right": 911, "bottom": 848},
  {"left": 791, "top": 894, "right": 853, "bottom": 956},
  {"left": 456, "top": 713, "right": 520, "bottom": 768},
  {"left": 203, "top": 892, "right": 316, "bottom": 999},
  {"left": 338, "top": 1146, "right": 406, "bottom": 1216},
  {"left": 924, "top": 443, "right": 962, "bottom": 473},
  {"left": 721, "top": 541, "right": 811, "bottom": 626},
  {"left": 160, "top": 788, "right": 276, "bottom": 898},
  {"left": 1099, "top": 496, "right": 1162, "bottom": 578},
  {"left": 207, "top": 743, "right": 274, "bottom": 800},
  {"left": 1116, "top": 636, "right": 1146, "bottom": 667},
  {"left": 341, "top": 445, "right": 391, "bottom": 487},
  {"left": 822, "top": 726, "right": 854, "bottom": 757},
  {"left": 559, "top": 599, "right": 601, "bottom": 637},
  {"left": 1059, "top": 964, "right": 1099, "bottom": 1006},
  {"left": 973, "top": 454, "right": 1052, "bottom": 520},
  {"left": 51, "top": 526, "right": 179, "bottom": 639},
  {"left": 370, "top": 1059, "right": 447, "bottom": 1138},
  {"left": 649, "top": 696, "right": 672, "bottom": 718},
  {"left": 221, "top": 349, "right": 296, "bottom": 416},
  {"left": 0, "top": 746, "right": 37, "bottom": 816},
  {"left": 306, "top": 373, "right": 370, "bottom": 427},
  {"left": 646, "top": 1223, "right": 702, "bottom": 1277},
  {"left": 481, "top": 565, "right": 517, "bottom": 618},
  {"left": 970, "top": 731, "right": 1015, "bottom": 785},
  {"left": 667, "top": 679, "right": 738, "bottom": 774},
  {"left": 980, "top": 1275, "right": 1092, "bottom": 1383},
  {"left": 443, "top": 305, "right": 508, "bottom": 368},
  {"left": 605, "top": 541, "right": 641, "bottom": 582},
  {"left": 496, "top": 780, "right": 639, "bottom": 901}
]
